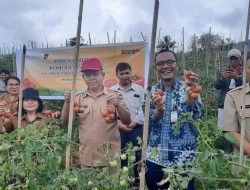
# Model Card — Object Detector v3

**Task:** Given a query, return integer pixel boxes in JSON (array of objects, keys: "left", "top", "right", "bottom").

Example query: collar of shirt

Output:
[
  {"left": 113, "top": 83, "right": 136, "bottom": 92},
  {"left": 2, "top": 94, "right": 19, "bottom": 103},
  {"left": 246, "top": 83, "right": 250, "bottom": 94},
  {"left": 13, "top": 112, "right": 44, "bottom": 122},
  {"left": 82, "top": 87, "right": 109, "bottom": 98},
  {"left": 157, "top": 78, "right": 180, "bottom": 92}
]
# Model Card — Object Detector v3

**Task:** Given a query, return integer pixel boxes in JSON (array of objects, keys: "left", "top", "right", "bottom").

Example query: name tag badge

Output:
[
  {"left": 134, "top": 94, "right": 140, "bottom": 98},
  {"left": 171, "top": 110, "right": 178, "bottom": 123}
]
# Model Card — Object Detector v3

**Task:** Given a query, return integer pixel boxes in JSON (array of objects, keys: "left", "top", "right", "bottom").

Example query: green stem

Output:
[
  {"left": 193, "top": 122, "right": 213, "bottom": 151},
  {"left": 228, "top": 161, "right": 250, "bottom": 170}
]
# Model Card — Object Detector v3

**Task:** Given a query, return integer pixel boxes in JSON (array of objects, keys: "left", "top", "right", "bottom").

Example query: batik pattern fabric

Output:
[{"left": 146, "top": 79, "right": 202, "bottom": 166}]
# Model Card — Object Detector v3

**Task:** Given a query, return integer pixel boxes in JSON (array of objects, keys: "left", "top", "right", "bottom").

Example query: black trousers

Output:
[{"left": 120, "top": 124, "right": 143, "bottom": 187}]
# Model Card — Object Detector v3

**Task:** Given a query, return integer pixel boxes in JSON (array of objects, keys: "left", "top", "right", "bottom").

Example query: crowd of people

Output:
[{"left": 0, "top": 42, "right": 249, "bottom": 189}]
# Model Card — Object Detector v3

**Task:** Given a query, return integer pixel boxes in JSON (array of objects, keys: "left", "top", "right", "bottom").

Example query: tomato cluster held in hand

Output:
[
  {"left": 101, "top": 105, "right": 115, "bottom": 122},
  {"left": 0, "top": 111, "right": 12, "bottom": 127},
  {"left": 188, "top": 85, "right": 202, "bottom": 100},
  {"left": 156, "top": 89, "right": 164, "bottom": 97},
  {"left": 44, "top": 110, "right": 61, "bottom": 118},
  {"left": 73, "top": 103, "right": 85, "bottom": 114},
  {"left": 185, "top": 71, "right": 193, "bottom": 80},
  {"left": 0, "top": 101, "right": 7, "bottom": 106}
]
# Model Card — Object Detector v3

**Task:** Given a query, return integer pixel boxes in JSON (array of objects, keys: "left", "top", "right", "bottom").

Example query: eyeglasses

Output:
[
  {"left": 82, "top": 70, "right": 102, "bottom": 77},
  {"left": 229, "top": 56, "right": 240, "bottom": 61},
  {"left": 156, "top": 60, "right": 177, "bottom": 67}
]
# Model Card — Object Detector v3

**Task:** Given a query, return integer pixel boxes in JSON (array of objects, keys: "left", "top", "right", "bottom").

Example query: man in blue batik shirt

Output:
[{"left": 145, "top": 47, "right": 202, "bottom": 190}]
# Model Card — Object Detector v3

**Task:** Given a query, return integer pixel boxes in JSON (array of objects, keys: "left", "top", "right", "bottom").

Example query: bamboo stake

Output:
[
  {"left": 107, "top": 32, "right": 110, "bottom": 44},
  {"left": 241, "top": 30, "right": 243, "bottom": 50},
  {"left": 65, "top": 0, "right": 84, "bottom": 171},
  {"left": 12, "top": 47, "right": 16, "bottom": 75},
  {"left": 182, "top": 27, "right": 185, "bottom": 71},
  {"left": 141, "top": 32, "right": 146, "bottom": 42},
  {"left": 113, "top": 30, "right": 116, "bottom": 44},
  {"left": 139, "top": 0, "right": 159, "bottom": 189},
  {"left": 88, "top": 32, "right": 92, "bottom": 45},
  {"left": 46, "top": 37, "right": 49, "bottom": 48},
  {"left": 157, "top": 27, "right": 161, "bottom": 45},
  {"left": 239, "top": 0, "right": 250, "bottom": 168},
  {"left": 17, "top": 45, "right": 26, "bottom": 132},
  {"left": 193, "top": 33, "right": 196, "bottom": 69}
]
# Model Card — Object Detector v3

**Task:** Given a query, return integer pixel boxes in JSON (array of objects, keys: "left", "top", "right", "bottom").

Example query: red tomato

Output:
[
  {"left": 109, "top": 113, "right": 115, "bottom": 120},
  {"left": 73, "top": 106, "right": 80, "bottom": 113},
  {"left": 107, "top": 105, "right": 115, "bottom": 114},
  {"left": 0, "top": 112, "right": 5, "bottom": 117},
  {"left": 156, "top": 89, "right": 163, "bottom": 97},
  {"left": 131, "top": 75, "right": 144, "bottom": 87},
  {"left": 194, "top": 85, "right": 202, "bottom": 93},
  {"left": 23, "top": 78, "right": 36, "bottom": 88},
  {"left": 101, "top": 110, "right": 108, "bottom": 117},
  {"left": 185, "top": 71, "right": 192, "bottom": 79},
  {"left": 105, "top": 115, "right": 112, "bottom": 122},
  {"left": 191, "top": 92, "right": 199, "bottom": 100},
  {"left": 104, "top": 79, "right": 118, "bottom": 88}
]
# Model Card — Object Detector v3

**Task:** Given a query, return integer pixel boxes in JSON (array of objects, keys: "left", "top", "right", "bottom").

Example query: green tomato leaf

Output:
[{"left": 224, "top": 133, "right": 239, "bottom": 144}]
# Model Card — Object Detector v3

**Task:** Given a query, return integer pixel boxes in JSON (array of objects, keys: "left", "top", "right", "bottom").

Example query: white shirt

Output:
[
  {"left": 111, "top": 83, "right": 145, "bottom": 125},
  {"left": 0, "top": 79, "right": 6, "bottom": 97}
]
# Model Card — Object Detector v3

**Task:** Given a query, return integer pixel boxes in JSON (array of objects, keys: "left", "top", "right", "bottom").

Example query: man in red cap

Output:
[{"left": 61, "top": 58, "right": 131, "bottom": 173}]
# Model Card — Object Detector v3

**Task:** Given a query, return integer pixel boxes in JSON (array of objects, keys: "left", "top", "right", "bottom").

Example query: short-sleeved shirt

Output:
[
  {"left": 11, "top": 112, "right": 49, "bottom": 130},
  {"left": 0, "top": 94, "right": 19, "bottom": 114},
  {"left": 222, "top": 83, "right": 250, "bottom": 155},
  {"left": 1, "top": 112, "right": 49, "bottom": 133},
  {"left": 110, "top": 83, "right": 145, "bottom": 125},
  {"left": 74, "top": 88, "right": 129, "bottom": 166}
]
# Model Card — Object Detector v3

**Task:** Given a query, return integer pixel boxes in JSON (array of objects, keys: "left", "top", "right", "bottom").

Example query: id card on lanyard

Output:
[{"left": 171, "top": 101, "right": 178, "bottom": 123}]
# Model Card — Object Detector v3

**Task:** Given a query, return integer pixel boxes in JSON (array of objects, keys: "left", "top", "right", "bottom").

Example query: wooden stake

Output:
[
  {"left": 139, "top": 0, "right": 159, "bottom": 189},
  {"left": 107, "top": 32, "right": 110, "bottom": 44},
  {"left": 17, "top": 45, "right": 26, "bottom": 131},
  {"left": 46, "top": 37, "right": 49, "bottom": 48},
  {"left": 88, "top": 32, "right": 92, "bottom": 45},
  {"left": 241, "top": 30, "right": 243, "bottom": 50},
  {"left": 157, "top": 27, "right": 161, "bottom": 45},
  {"left": 193, "top": 33, "right": 196, "bottom": 69},
  {"left": 239, "top": 0, "right": 250, "bottom": 169},
  {"left": 12, "top": 47, "right": 16, "bottom": 76},
  {"left": 141, "top": 32, "right": 146, "bottom": 42},
  {"left": 65, "top": 0, "right": 84, "bottom": 171},
  {"left": 182, "top": 27, "right": 185, "bottom": 71},
  {"left": 113, "top": 30, "right": 116, "bottom": 44}
]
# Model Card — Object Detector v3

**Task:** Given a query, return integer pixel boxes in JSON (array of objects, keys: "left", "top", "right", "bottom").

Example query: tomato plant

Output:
[
  {"left": 156, "top": 115, "right": 250, "bottom": 190},
  {"left": 0, "top": 119, "right": 140, "bottom": 189}
]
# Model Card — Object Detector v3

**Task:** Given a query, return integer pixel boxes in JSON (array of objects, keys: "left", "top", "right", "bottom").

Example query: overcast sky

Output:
[{"left": 0, "top": 0, "right": 248, "bottom": 51}]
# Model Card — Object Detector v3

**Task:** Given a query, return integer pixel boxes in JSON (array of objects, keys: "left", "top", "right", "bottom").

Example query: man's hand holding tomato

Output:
[
  {"left": 152, "top": 89, "right": 165, "bottom": 120},
  {"left": 118, "top": 121, "right": 133, "bottom": 132},
  {"left": 184, "top": 70, "right": 201, "bottom": 104}
]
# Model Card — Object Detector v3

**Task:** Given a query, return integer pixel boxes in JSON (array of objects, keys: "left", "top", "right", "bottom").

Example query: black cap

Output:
[{"left": 23, "top": 88, "right": 42, "bottom": 104}]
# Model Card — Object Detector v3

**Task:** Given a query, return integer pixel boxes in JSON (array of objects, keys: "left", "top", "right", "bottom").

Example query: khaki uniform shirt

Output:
[
  {"left": 222, "top": 83, "right": 250, "bottom": 155},
  {"left": 12, "top": 112, "right": 49, "bottom": 130},
  {"left": 75, "top": 88, "right": 129, "bottom": 166},
  {"left": 0, "top": 94, "right": 19, "bottom": 114}
]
